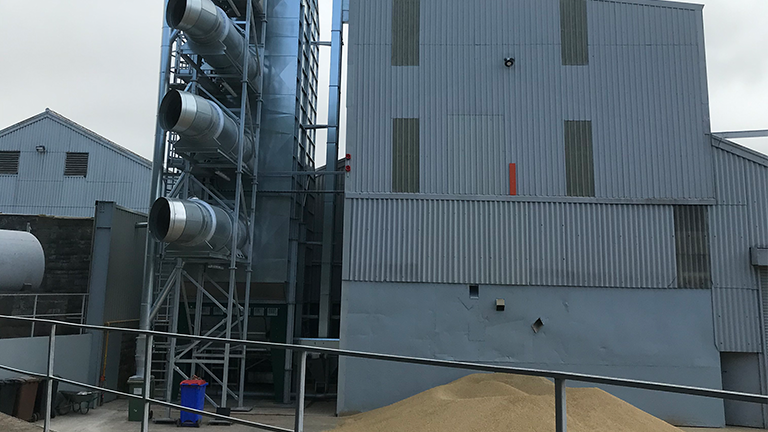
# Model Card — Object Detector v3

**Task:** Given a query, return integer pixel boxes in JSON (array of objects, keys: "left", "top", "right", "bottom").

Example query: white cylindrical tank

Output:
[{"left": 0, "top": 230, "right": 45, "bottom": 290}]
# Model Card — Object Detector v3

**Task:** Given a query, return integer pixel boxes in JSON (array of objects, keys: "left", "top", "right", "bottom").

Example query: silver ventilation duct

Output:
[
  {"left": 167, "top": 0, "right": 260, "bottom": 84},
  {"left": 159, "top": 90, "right": 253, "bottom": 164},
  {"left": 149, "top": 197, "right": 247, "bottom": 253},
  {"left": 0, "top": 230, "right": 45, "bottom": 291}
]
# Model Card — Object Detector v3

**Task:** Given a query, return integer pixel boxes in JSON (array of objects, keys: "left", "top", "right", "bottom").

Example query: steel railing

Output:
[
  {"left": 0, "top": 313, "right": 766, "bottom": 432},
  {"left": 0, "top": 294, "right": 88, "bottom": 337}
]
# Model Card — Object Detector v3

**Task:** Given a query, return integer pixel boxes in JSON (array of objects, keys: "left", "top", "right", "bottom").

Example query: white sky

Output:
[{"left": 0, "top": 0, "right": 765, "bottom": 164}]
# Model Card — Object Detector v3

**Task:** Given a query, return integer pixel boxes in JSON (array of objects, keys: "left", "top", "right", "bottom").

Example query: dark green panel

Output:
[
  {"left": 564, "top": 120, "right": 594, "bottom": 197},
  {"left": 560, "top": 0, "right": 589, "bottom": 65},
  {"left": 674, "top": 206, "right": 712, "bottom": 288},
  {"left": 392, "top": 0, "right": 420, "bottom": 66},
  {"left": 392, "top": 118, "right": 420, "bottom": 193}
]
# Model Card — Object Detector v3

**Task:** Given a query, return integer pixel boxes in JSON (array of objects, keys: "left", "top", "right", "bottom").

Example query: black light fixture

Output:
[
  {"left": 35, "top": 145, "right": 46, "bottom": 153},
  {"left": 504, "top": 57, "right": 515, "bottom": 68}
]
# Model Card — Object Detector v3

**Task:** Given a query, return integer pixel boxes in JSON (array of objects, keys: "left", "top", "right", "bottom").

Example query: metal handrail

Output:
[
  {"left": 0, "top": 313, "right": 765, "bottom": 432},
  {"left": 0, "top": 293, "right": 88, "bottom": 337}
]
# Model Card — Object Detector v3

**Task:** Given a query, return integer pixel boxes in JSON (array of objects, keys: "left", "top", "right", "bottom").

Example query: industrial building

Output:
[
  {"left": 0, "top": 109, "right": 151, "bottom": 217},
  {"left": 2, "top": 0, "right": 768, "bottom": 430},
  {"left": 338, "top": 0, "right": 768, "bottom": 428}
]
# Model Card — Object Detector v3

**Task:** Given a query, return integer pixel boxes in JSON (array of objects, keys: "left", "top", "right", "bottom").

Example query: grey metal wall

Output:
[
  {"left": 338, "top": 281, "right": 725, "bottom": 426},
  {"left": 0, "top": 334, "right": 94, "bottom": 391},
  {"left": 344, "top": 197, "right": 681, "bottom": 288},
  {"left": 709, "top": 139, "right": 768, "bottom": 353},
  {"left": 253, "top": 0, "right": 319, "bottom": 284},
  {"left": 345, "top": 0, "right": 712, "bottom": 199},
  {"left": 0, "top": 110, "right": 151, "bottom": 217},
  {"left": 86, "top": 201, "right": 147, "bottom": 391}
]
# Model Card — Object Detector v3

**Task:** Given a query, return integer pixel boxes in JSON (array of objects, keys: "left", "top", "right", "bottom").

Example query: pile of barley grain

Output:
[{"left": 330, "top": 373, "right": 683, "bottom": 432}]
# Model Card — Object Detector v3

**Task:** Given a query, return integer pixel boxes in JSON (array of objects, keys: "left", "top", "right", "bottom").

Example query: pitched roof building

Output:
[{"left": 0, "top": 109, "right": 151, "bottom": 216}]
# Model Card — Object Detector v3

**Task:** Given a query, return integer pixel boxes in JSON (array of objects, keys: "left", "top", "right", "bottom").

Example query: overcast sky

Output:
[{"left": 0, "top": 0, "right": 765, "bottom": 164}]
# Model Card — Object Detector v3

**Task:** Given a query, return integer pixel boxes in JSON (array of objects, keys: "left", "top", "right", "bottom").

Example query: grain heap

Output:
[{"left": 330, "top": 373, "right": 683, "bottom": 432}]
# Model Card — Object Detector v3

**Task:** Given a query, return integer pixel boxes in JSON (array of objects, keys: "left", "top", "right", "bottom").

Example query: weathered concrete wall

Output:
[
  {"left": 0, "top": 215, "right": 93, "bottom": 294},
  {"left": 338, "top": 282, "right": 725, "bottom": 427},
  {"left": 0, "top": 334, "right": 93, "bottom": 391}
]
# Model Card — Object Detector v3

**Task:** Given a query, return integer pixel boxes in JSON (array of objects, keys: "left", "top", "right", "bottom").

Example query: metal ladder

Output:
[{"left": 151, "top": 259, "right": 177, "bottom": 400}]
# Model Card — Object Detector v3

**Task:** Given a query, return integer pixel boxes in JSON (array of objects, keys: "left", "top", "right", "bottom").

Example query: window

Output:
[
  {"left": 392, "top": 0, "right": 420, "bottom": 66},
  {"left": 64, "top": 152, "right": 89, "bottom": 177},
  {"left": 392, "top": 118, "right": 420, "bottom": 193},
  {"left": 674, "top": 206, "right": 711, "bottom": 288},
  {"left": 564, "top": 120, "right": 594, "bottom": 197},
  {"left": 560, "top": 0, "right": 589, "bottom": 66},
  {"left": 0, "top": 151, "right": 20, "bottom": 175}
]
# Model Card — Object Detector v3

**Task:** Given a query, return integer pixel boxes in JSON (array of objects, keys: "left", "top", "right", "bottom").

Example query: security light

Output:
[{"left": 504, "top": 57, "right": 515, "bottom": 68}]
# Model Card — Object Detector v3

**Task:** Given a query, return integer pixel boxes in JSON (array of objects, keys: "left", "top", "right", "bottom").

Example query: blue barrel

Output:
[{"left": 179, "top": 379, "right": 208, "bottom": 427}]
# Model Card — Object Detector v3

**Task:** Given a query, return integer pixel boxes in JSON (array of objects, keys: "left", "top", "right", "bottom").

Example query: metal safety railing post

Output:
[
  {"left": 7, "top": 314, "right": 768, "bottom": 431},
  {"left": 31, "top": 295, "right": 38, "bottom": 337},
  {"left": 43, "top": 324, "right": 56, "bottom": 432},
  {"left": 142, "top": 334, "right": 154, "bottom": 432},
  {"left": 294, "top": 351, "right": 308, "bottom": 432},
  {"left": 555, "top": 378, "right": 567, "bottom": 432}
]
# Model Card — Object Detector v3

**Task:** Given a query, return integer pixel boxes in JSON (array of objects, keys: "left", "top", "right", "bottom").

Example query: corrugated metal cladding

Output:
[
  {"left": 762, "top": 269, "right": 768, "bottom": 352},
  {"left": 708, "top": 141, "right": 768, "bottom": 353},
  {"left": 710, "top": 142, "right": 768, "bottom": 289},
  {"left": 343, "top": 197, "right": 680, "bottom": 288},
  {"left": 712, "top": 288, "right": 763, "bottom": 353},
  {"left": 346, "top": 0, "right": 711, "bottom": 199},
  {"left": 0, "top": 113, "right": 151, "bottom": 217}
]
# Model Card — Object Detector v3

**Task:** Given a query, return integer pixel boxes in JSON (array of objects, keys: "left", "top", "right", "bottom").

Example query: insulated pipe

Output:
[
  {"left": 166, "top": 0, "right": 260, "bottom": 83},
  {"left": 148, "top": 198, "right": 247, "bottom": 252},
  {"left": 0, "top": 230, "right": 45, "bottom": 291},
  {"left": 158, "top": 90, "right": 253, "bottom": 163}
]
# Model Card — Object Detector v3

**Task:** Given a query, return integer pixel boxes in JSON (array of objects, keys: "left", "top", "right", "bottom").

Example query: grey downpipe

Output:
[
  {"left": 166, "top": 0, "right": 260, "bottom": 84},
  {"left": 158, "top": 89, "right": 253, "bottom": 163},
  {"left": 148, "top": 197, "right": 247, "bottom": 252},
  {"left": 318, "top": 0, "right": 345, "bottom": 338}
]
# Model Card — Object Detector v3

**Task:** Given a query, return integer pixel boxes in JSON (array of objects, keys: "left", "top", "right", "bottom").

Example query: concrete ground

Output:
[
  {"left": 33, "top": 398, "right": 339, "bottom": 432},
  {"left": 6, "top": 400, "right": 766, "bottom": 431}
]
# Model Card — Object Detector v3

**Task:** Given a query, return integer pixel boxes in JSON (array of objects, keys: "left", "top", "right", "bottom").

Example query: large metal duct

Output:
[
  {"left": 167, "top": 0, "right": 260, "bottom": 83},
  {"left": 0, "top": 230, "right": 45, "bottom": 291},
  {"left": 149, "top": 197, "right": 247, "bottom": 252},
  {"left": 159, "top": 89, "right": 253, "bottom": 163}
]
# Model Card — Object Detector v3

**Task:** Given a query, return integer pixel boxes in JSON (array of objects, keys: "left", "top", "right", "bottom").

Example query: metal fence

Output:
[
  {"left": 0, "top": 314, "right": 766, "bottom": 432},
  {"left": 0, "top": 294, "right": 88, "bottom": 337}
]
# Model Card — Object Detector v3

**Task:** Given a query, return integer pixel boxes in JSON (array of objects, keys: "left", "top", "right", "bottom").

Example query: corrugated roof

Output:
[{"left": 0, "top": 109, "right": 151, "bottom": 169}]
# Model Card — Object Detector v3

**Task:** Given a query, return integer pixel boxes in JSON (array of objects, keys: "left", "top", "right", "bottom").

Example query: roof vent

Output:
[
  {"left": 64, "top": 152, "right": 89, "bottom": 177},
  {"left": 0, "top": 151, "right": 20, "bottom": 175}
]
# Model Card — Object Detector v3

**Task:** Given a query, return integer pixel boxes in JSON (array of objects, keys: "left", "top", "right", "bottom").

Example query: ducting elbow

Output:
[
  {"left": 166, "top": 0, "right": 260, "bottom": 84},
  {"left": 149, "top": 197, "right": 247, "bottom": 253},
  {"left": 158, "top": 89, "right": 253, "bottom": 164},
  {"left": 0, "top": 230, "right": 45, "bottom": 291}
]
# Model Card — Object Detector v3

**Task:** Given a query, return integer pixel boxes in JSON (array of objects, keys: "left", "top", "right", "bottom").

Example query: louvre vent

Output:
[
  {"left": 0, "top": 151, "right": 20, "bottom": 175},
  {"left": 64, "top": 152, "right": 89, "bottom": 177}
]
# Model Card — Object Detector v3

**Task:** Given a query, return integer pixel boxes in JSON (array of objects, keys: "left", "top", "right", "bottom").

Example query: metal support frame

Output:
[
  {"left": 317, "top": 0, "right": 345, "bottom": 340},
  {"left": 16, "top": 314, "right": 768, "bottom": 432},
  {"left": 139, "top": 0, "right": 266, "bottom": 415}
]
